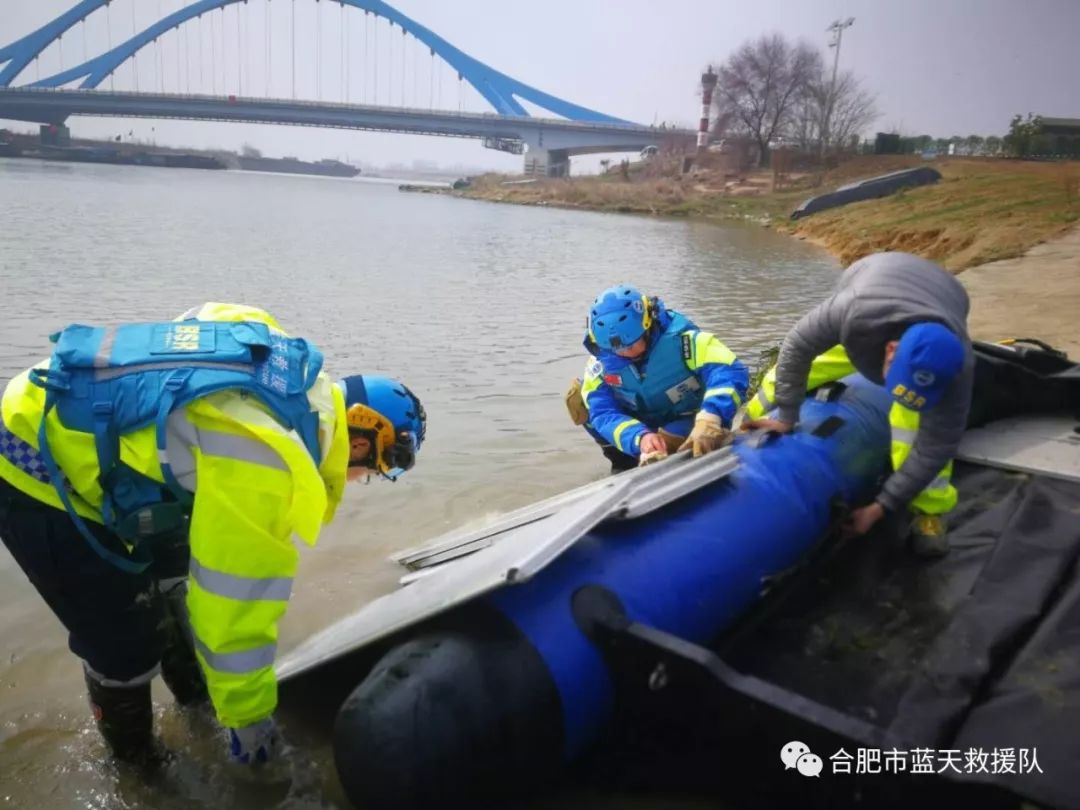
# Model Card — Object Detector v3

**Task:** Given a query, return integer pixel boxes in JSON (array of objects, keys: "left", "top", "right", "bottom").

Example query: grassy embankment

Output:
[{"left": 458, "top": 156, "right": 1080, "bottom": 271}]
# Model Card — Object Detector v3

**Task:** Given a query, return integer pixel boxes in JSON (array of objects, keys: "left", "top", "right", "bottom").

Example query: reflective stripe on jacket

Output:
[{"left": 889, "top": 403, "right": 957, "bottom": 514}]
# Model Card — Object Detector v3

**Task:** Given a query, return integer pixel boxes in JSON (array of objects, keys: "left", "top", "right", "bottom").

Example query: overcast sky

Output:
[{"left": 3, "top": 0, "right": 1077, "bottom": 172}]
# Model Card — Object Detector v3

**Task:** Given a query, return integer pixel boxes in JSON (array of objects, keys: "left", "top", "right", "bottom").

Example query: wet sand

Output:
[{"left": 958, "top": 226, "right": 1080, "bottom": 357}]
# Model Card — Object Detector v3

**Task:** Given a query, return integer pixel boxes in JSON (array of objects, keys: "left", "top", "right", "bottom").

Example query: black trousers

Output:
[{"left": 0, "top": 477, "right": 198, "bottom": 686}]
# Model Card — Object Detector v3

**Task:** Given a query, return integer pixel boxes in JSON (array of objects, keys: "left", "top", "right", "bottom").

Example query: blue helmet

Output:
[
  {"left": 337, "top": 375, "right": 427, "bottom": 481},
  {"left": 588, "top": 285, "right": 653, "bottom": 351}
]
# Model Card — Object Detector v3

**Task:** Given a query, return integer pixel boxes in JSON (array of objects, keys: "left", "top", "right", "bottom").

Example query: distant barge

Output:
[
  {"left": 237, "top": 155, "right": 361, "bottom": 178},
  {"left": 11, "top": 144, "right": 225, "bottom": 170}
]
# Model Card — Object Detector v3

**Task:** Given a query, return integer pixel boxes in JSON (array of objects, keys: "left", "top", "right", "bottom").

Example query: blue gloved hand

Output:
[{"left": 227, "top": 716, "right": 278, "bottom": 765}]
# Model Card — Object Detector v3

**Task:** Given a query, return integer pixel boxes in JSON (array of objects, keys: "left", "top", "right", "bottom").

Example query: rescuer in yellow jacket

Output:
[{"left": 0, "top": 303, "right": 427, "bottom": 767}]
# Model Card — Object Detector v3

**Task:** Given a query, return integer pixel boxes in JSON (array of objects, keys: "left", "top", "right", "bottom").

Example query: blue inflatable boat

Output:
[{"left": 275, "top": 374, "right": 895, "bottom": 806}]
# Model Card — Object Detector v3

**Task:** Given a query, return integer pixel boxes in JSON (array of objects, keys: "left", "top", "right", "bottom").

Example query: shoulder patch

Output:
[
  {"left": 681, "top": 333, "right": 693, "bottom": 361},
  {"left": 585, "top": 359, "right": 603, "bottom": 379}
]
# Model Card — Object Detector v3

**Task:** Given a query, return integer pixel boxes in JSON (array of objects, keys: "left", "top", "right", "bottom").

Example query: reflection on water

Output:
[{"left": 0, "top": 157, "right": 838, "bottom": 807}]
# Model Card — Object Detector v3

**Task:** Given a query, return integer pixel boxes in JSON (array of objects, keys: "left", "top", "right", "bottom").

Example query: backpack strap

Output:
[
  {"left": 154, "top": 368, "right": 197, "bottom": 508},
  {"left": 293, "top": 337, "right": 324, "bottom": 395},
  {"left": 288, "top": 337, "right": 324, "bottom": 463},
  {"left": 36, "top": 390, "right": 150, "bottom": 574},
  {"left": 91, "top": 399, "right": 121, "bottom": 531}
]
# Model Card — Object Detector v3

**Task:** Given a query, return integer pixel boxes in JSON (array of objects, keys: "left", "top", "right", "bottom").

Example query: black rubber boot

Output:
[{"left": 84, "top": 670, "right": 160, "bottom": 766}]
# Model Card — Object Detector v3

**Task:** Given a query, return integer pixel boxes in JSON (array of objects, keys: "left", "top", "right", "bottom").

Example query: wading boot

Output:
[{"left": 84, "top": 669, "right": 164, "bottom": 767}]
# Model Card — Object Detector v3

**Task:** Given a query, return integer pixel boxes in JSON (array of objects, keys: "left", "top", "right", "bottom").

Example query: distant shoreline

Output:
[
  {"left": 0, "top": 151, "right": 461, "bottom": 188},
  {"left": 452, "top": 156, "right": 1078, "bottom": 271},
  {"left": 0, "top": 128, "right": 479, "bottom": 182},
  {"left": 449, "top": 155, "right": 1080, "bottom": 355}
]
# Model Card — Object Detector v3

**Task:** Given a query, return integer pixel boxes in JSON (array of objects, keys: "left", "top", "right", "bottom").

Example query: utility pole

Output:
[{"left": 821, "top": 17, "right": 854, "bottom": 161}]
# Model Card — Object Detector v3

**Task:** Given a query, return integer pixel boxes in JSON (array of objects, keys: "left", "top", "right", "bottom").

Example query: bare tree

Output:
[
  {"left": 712, "top": 35, "right": 875, "bottom": 164},
  {"left": 712, "top": 34, "right": 820, "bottom": 167},
  {"left": 823, "top": 71, "right": 878, "bottom": 152},
  {"left": 789, "top": 91, "right": 822, "bottom": 151},
  {"left": 789, "top": 68, "right": 877, "bottom": 155}
]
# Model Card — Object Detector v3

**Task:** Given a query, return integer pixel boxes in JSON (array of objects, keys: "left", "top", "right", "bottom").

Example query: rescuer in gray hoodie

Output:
[{"left": 745, "top": 252, "right": 972, "bottom": 556}]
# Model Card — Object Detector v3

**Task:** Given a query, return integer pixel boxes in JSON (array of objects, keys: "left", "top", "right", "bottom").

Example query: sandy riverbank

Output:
[
  {"left": 959, "top": 225, "right": 1080, "bottom": 357},
  {"left": 791, "top": 223, "right": 1080, "bottom": 356}
]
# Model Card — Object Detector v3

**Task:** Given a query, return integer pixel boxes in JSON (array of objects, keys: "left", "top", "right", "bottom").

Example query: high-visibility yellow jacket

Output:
[{"left": 0, "top": 303, "right": 349, "bottom": 729}]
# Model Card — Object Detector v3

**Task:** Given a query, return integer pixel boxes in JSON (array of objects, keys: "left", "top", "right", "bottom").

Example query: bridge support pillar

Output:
[
  {"left": 523, "top": 147, "right": 569, "bottom": 178},
  {"left": 39, "top": 122, "right": 70, "bottom": 146}
]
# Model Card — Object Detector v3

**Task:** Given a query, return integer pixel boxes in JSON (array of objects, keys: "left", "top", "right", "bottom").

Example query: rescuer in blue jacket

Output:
[{"left": 565, "top": 285, "right": 749, "bottom": 471}]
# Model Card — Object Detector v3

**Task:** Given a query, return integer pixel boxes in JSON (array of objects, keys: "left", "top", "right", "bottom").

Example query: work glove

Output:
[
  {"left": 678, "top": 411, "right": 732, "bottom": 458},
  {"left": 228, "top": 716, "right": 278, "bottom": 765},
  {"left": 564, "top": 378, "right": 590, "bottom": 426}
]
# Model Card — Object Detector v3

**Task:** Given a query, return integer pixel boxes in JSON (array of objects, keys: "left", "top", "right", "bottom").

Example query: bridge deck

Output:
[{"left": 0, "top": 88, "right": 688, "bottom": 155}]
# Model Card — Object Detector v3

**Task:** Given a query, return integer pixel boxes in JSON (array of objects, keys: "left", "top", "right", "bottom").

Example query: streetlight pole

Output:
[{"left": 821, "top": 16, "right": 854, "bottom": 161}]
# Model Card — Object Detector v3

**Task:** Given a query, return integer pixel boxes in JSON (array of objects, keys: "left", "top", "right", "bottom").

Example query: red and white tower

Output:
[{"left": 699, "top": 67, "right": 718, "bottom": 152}]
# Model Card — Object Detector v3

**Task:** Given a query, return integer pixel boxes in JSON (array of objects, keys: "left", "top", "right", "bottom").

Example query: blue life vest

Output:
[
  {"left": 599, "top": 312, "right": 703, "bottom": 425},
  {"left": 29, "top": 319, "right": 324, "bottom": 573}
]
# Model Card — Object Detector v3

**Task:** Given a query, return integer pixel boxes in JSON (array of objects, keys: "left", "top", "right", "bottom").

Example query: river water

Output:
[{"left": 0, "top": 157, "right": 839, "bottom": 808}]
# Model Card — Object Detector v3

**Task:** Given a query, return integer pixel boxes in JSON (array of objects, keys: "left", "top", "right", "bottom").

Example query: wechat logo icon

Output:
[{"left": 781, "top": 741, "right": 823, "bottom": 777}]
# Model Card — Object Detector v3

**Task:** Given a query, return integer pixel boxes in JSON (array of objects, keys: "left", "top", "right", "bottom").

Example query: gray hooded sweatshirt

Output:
[{"left": 773, "top": 252, "right": 974, "bottom": 512}]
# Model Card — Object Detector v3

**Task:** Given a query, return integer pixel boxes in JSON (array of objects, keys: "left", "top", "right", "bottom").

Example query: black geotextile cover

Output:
[{"left": 718, "top": 460, "right": 1080, "bottom": 809}]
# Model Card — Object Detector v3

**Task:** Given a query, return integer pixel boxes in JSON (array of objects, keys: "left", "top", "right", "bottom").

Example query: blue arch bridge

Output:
[{"left": 0, "top": 0, "right": 692, "bottom": 176}]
